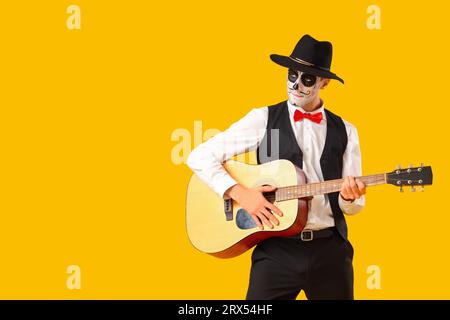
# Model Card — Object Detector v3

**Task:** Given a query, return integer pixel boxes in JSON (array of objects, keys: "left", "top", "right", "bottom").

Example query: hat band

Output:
[{"left": 289, "top": 56, "right": 330, "bottom": 72}]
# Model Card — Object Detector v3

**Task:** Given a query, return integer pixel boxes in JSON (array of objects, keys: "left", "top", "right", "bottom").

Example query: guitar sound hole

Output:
[
  {"left": 263, "top": 191, "right": 276, "bottom": 203},
  {"left": 236, "top": 209, "right": 258, "bottom": 229}
]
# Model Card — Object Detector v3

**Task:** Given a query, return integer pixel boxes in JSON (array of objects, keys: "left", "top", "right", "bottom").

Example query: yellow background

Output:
[{"left": 0, "top": 0, "right": 447, "bottom": 299}]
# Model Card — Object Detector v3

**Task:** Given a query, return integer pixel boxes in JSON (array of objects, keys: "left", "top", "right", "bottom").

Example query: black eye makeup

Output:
[
  {"left": 288, "top": 69, "right": 317, "bottom": 88},
  {"left": 288, "top": 69, "right": 298, "bottom": 83},
  {"left": 300, "top": 73, "right": 317, "bottom": 87}
]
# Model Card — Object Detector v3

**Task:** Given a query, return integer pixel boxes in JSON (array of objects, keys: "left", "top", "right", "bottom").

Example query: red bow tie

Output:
[{"left": 293, "top": 109, "right": 323, "bottom": 124}]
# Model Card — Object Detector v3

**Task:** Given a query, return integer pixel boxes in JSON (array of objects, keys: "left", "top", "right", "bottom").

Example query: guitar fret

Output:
[{"left": 277, "top": 173, "right": 387, "bottom": 202}]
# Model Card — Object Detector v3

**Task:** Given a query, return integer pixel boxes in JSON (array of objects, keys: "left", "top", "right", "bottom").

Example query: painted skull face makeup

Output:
[
  {"left": 288, "top": 69, "right": 317, "bottom": 87},
  {"left": 287, "top": 69, "right": 323, "bottom": 108}
]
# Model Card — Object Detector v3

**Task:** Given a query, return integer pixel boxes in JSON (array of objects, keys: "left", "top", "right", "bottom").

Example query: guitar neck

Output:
[{"left": 275, "top": 173, "right": 386, "bottom": 201}]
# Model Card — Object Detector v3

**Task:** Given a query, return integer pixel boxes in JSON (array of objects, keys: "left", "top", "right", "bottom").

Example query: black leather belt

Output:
[{"left": 288, "top": 227, "right": 336, "bottom": 241}]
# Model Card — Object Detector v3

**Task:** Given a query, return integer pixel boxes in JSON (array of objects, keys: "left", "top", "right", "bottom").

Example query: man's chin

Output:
[{"left": 289, "top": 96, "right": 304, "bottom": 107}]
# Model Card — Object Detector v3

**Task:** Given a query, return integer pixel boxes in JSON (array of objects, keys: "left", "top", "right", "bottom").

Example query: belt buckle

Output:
[{"left": 300, "top": 230, "right": 313, "bottom": 241}]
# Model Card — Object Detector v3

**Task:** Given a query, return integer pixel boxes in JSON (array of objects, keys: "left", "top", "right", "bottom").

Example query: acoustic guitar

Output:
[{"left": 186, "top": 159, "right": 432, "bottom": 258}]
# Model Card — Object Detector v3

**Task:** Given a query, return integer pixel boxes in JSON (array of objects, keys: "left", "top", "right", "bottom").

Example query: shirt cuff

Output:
[
  {"left": 215, "top": 175, "right": 238, "bottom": 199},
  {"left": 338, "top": 193, "right": 364, "bottom": 215}
]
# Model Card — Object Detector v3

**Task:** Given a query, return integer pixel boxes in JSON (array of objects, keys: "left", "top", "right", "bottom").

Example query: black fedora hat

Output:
[{"left": 270, "top": 34, "right": 344, "bottom": 84}]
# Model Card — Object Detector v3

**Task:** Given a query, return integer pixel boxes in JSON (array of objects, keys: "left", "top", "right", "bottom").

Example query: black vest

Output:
[{"left": 256, "top": 101, "right": 349, "bottom": 240}]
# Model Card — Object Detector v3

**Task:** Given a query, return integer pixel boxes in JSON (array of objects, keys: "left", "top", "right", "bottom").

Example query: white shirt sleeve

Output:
[
  {"left": 339, "top": 121, "right": 365, "bottom": 215},
  {"left": 186, "top": 107, "right": 268, "bottom": 198}
]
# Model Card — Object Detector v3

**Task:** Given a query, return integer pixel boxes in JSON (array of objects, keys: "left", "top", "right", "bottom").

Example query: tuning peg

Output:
[
  {"left": 420, "top": 185, "right": 424, "bottom": 192},
  {"left": 411, "top": 186, "right": 415, "bottom": 192},
  {"left": 418, "top": 163, "right": 424, "bottom": 172},
  {"left": 396, "top": 165, "right": 402, "bottom": 174},
  {"left": 399, "top": 185, "right": 404, "bottom": 193}
]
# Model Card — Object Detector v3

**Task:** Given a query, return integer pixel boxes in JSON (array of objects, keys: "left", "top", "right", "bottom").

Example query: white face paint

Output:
[{"left": 287, "top": 69, "right": 323, "bottom": 108}]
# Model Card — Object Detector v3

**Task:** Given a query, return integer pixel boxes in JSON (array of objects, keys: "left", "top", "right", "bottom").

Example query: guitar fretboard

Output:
[{"left": 274, "top": 173, "right": 386, "bottom": 202}]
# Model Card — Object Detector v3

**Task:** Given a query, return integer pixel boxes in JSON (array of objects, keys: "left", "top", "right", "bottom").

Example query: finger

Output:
[
  {"left": 261, "top": 207, "right": 279, "bottom": 226},
  {"left": 344, "top": 176, "right": 356, "bottom": 200},
  {"left": 356, "top": 179, "right": 366, "bottom": 194},
  {"left": 341, "top": 177, "right": 350, "bottom": 199},
  {"left": 342, "top": 189, "right": 350, "bottom": 200},
  {"left": 340, "top": 189, "right": 351, "bottom": 201},
  {"left": 257, "top": 211, "right": 274, "bottom": 229},
  {"left": 343, "top": 176, "right": 350, "bottom": 187},
  {"left": 266, "top": 202, "right": 283, "bottom": 217},
  {"left": 251, "top": 214, "right": 263, "bottom": 230},
  {"left": 258, "top": 185, "right": 277, "bottom": 192},
  {"left": 341, "top": 177, "right": 349, "bottom": 195},
  {"left": 349, "top": 177, "right": 360, "bottom": 198}
]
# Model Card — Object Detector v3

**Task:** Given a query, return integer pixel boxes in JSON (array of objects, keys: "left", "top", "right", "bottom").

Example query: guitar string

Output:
[
  {"left": 276, "top": 175, "right": 385, "bottom": 193},
  {"left": 272, "top": 175, "right": 386, "bottom": 201},
  {"left": 266, "top": 169, "right": 428, "bottom": 201}
]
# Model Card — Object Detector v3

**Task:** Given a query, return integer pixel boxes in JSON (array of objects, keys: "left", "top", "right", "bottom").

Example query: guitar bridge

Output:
[{"left": 224, "top": 198, "right": 233, "bottom": 221}]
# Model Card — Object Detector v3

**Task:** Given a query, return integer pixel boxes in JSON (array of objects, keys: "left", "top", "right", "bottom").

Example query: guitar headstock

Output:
[{"left": 386, "top": 164, "right": 433, "bottom": 192}]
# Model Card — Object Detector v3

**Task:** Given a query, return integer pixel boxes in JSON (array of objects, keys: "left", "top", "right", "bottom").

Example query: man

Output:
[{"left": 187, "top": 34, "right": 366, "bottom": 300}]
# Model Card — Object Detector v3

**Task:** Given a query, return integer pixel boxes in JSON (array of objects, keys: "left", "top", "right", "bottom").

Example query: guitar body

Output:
[
  {"left": 186, "top": 158, "right": 433, "bottom": 259},
  {"left": 186, "top": 159, "right": 309, "bottom": 258}
]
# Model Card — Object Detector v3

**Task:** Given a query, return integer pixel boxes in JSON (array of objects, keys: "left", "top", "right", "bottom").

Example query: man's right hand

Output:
[{"left": 225, "top": 184, "right": 284, "bottom": 230}]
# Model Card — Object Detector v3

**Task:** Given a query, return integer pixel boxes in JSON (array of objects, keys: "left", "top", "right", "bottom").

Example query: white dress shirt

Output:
[{"left": 186, "top": 101, "right": 365, "bottom": 230}]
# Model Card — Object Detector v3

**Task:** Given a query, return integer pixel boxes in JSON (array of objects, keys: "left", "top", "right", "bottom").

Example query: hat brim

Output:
[{"left": 270, "top": 54, "right": 344, "bottom": 84}]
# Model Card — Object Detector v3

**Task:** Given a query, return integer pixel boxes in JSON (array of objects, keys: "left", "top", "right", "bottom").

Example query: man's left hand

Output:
[{"left": 340, "top": 176, "right": 366, "bottom": 202}]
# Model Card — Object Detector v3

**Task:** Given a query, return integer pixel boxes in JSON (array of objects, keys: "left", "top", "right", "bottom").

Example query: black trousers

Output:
[{"left": 246, "top": 228, "right": 354, "bottom": 300}]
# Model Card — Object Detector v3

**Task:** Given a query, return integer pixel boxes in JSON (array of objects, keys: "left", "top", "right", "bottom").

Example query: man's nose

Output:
[{"left": 293, "top": 81, "right": 299, "bottom": 90}]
